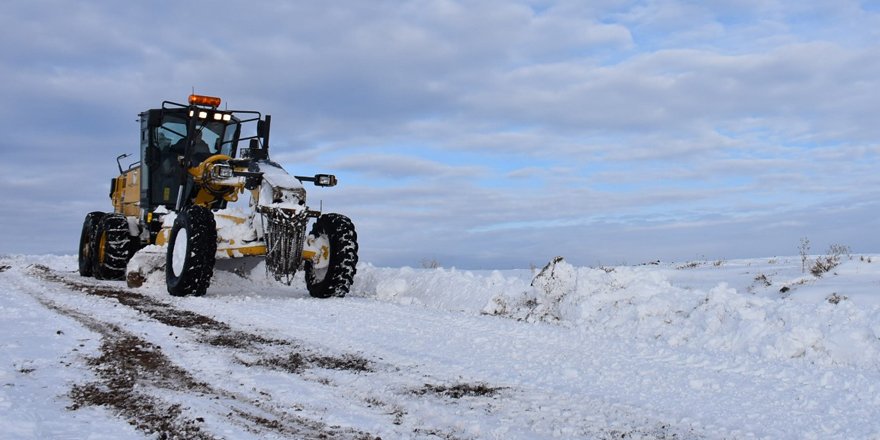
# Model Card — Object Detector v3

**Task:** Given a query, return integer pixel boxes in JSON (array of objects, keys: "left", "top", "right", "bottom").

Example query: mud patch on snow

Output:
[
  {"left": 119, "top": 294, "right": 228, "bottom": 330},
  {"left": 31, "top": 265, "right": 230, "bottom": 331},
  {"left": 79, "top": 334, "right": 209, "bottom": 392},
  {"left": 200, "top": 330, "right": 291, "bottom": 350},
  {"left": 60, "top": 315, "right": 369, "bottom": 440},
  {"left": 411, "top": 428, "right": 467, "bottom": 440},
  {"left": 231, "top": 408, "right": 378, "bottom": 440},
  {"left": 363, "top": 397, "right": 407, "bottom": 425},
  {"left": 602, "top": 423, "right": 698, "bottom": 440},
  {"left": 39, "top": 304, "right": 215, "bottom": 439},
  {"left": 69, "top": 383, "right": 210, "bottom": 439},
  {"left": 32, "top": 266, "right": 375, "bottom": 377},
  {"left": 413, "top": 382, "right": 503, "bottom": 399},
  {"left": 243, "top": 350, "right": 372, "bottom": 374}
]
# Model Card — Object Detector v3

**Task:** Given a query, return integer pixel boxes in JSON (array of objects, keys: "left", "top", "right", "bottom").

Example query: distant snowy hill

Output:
[{"left": 2, "top": 253, "right": 879, "bottom": 439}]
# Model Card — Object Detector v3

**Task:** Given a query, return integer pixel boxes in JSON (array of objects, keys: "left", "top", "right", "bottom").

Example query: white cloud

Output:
[
  {"left": 1, "top": 0, "right": 878, "bottom": 266},
  {"left": 330, "top": 153, "right": 484, "bottom": 179}
]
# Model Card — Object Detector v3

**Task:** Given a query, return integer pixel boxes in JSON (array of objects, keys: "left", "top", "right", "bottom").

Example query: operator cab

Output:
[{"left": 138, "top": 94, "right": 261, "bottom": 215}]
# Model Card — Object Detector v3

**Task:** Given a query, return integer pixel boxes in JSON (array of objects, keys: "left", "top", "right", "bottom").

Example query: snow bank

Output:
[
  {"left": 353, "top": 257, "right": 880, "bottom": 370},
  {"left": 351, "top": 264, "right": 532, "bottom": 313},
  {"left": 40, "top": 249, "right": 880, "bottom": 370}
]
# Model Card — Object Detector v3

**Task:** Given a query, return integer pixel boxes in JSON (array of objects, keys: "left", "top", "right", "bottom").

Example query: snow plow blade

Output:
[{"left": 126, "top": 246, "right": 263, "bottom": 288}]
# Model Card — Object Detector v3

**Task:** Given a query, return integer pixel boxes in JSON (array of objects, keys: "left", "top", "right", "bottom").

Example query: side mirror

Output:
[
  {"left": 313, "top": 174, "right": 337, "bottom": 187},
  {"left": 248, "top": 138, "right": 267, "bottom": 160},
  {"left": 257, "top": 115, "right": 271, "bottom": 140},
  {"left": 257, "top": 120, "right": 266, "bottom": 138},
  {"left": 294, "top": 174, "right": 338, "bottom": 187}
]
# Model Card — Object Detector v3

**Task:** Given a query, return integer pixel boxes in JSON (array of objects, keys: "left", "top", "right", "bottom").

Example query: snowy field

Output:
[{"left": 1, "top": 253, "right": 879, "bottom": 439}]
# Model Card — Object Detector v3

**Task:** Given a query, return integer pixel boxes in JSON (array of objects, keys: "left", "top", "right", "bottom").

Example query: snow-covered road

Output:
[{"left": 1, "top": 254, "right": 879, "bottom": 439}]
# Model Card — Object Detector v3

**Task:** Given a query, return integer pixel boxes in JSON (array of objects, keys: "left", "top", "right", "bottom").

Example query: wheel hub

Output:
[{"left": 172, "top": 228, "right": 189, "bottom": 277}]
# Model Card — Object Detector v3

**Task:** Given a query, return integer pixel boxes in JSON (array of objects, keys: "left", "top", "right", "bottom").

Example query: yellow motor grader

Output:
[{"left": 78, "top": 94, "right": 358, "bottom": 297}]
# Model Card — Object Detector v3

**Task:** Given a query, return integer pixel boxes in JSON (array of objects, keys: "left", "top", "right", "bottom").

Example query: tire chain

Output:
[
  {"left": 259, "top": 207, "right": 308, "bottom": 285},
  {"left": 92, "top": 214, "right": 132, "bottom": 280}
]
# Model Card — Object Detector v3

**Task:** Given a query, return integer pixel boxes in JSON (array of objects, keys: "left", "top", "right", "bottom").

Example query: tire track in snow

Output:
[
  {"left": 24, "top": 264, "right": 381, "bottom": 440},
  {"left": 8, "top": 256, "right": 880, "bottom": 438},
  {"left": 27, "top": 264, "right": 509, "bottom": 439},
  {"left": 19, "top": 261, "right": 706, "bottom": 439}
]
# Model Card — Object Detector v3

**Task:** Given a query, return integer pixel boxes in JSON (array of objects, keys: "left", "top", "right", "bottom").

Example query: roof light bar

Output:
[{"left": 189, "top": 94, "right": 222, "bottom": 107}]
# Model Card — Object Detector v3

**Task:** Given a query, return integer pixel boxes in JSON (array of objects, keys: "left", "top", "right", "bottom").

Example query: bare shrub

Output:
[
  {"left": 420, "top": 258, "right": 441, "bottom": 269},
  {"left": 827, "top": 243, "right": 851, "bottom": 259},
  {"left": 799, "top": 237, "right": 811, "bottom": 274},
  {"left": 827, "top": 293, "right": 848, "bottom": 304},
  {"left": 676, "top": 261, "right": 703, "bottom": 270},
  {"left": 754, "top": 274, "right": 771, "bottom": 287},
  {"left": 809, "top": 244, "right": 851, "bottom": 277}
]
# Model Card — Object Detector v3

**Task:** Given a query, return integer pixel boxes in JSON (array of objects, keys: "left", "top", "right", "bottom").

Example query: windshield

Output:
[{"left": 155, "top": 115, "right": 238, "bottom": 157}]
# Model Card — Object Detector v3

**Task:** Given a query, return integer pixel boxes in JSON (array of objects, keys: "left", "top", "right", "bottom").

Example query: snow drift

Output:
[{"left": 352, "top": 256, "right": 880, "bottom": 369}]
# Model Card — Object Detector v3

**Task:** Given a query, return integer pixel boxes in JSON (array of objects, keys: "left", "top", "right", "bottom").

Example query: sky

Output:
[{"left": 0, "top": 0, "right": 878, "bottom": 269}]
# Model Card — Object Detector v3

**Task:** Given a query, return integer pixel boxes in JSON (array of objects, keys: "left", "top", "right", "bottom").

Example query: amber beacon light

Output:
[{"left": 188, "top": 94, "right": 222, "bottom": 107}]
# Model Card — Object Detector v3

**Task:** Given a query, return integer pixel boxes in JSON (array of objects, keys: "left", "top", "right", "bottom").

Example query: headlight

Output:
[{"left": 211, "top": 164, "right": 234, "bottom": 179}]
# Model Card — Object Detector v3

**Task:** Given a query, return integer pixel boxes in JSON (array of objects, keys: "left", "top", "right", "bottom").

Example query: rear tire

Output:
[
  {"left": 78, "top": 211, "right": 106, "bottom": 277},
  {"left": 91, "top": 214, "right": 133, "bottom": 280},
  {"left": 166, "top": 205, "right": 217, "bottom": 297},
  {"left": 305, "top": 214, "right": 358, "bottom": 298}
]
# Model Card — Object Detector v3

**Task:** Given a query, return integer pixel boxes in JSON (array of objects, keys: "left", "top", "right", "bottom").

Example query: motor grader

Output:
[{"left": 78, "top": 94, "right": 358, "bottom": 297}]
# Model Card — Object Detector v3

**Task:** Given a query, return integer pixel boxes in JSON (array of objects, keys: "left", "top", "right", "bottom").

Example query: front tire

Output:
[
  {"left": 304, "top": 214, "right": 358, "bottom": 298},
  {"left": 91, "top": 214, "right": 133, "bottom": 280},
  {"left": 166, "top": 205, "right": 217, "bottom": 297},
  {"left": 78, "top": 211, "right": 105, "bottom": 277}
]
